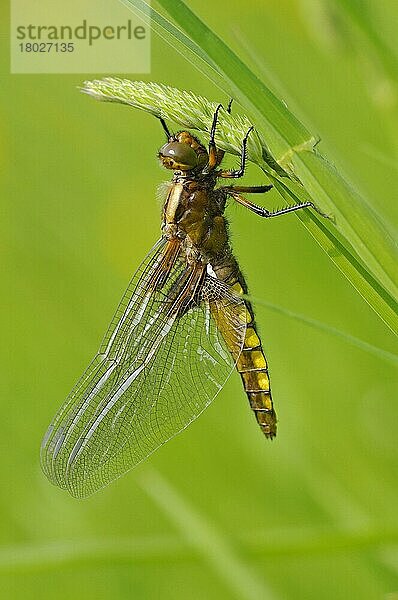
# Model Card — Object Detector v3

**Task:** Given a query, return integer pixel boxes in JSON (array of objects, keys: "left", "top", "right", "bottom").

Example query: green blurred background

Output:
[{"left": 1, "top": 1, "right": 398, "bottom": 599}]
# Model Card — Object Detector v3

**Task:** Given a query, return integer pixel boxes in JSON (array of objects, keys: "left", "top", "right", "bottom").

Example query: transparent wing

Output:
[{"left": 41, "top": 240, "right": 246, "bottom": 498}]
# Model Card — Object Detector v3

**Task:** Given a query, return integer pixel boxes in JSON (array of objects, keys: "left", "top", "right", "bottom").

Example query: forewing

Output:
[
  {"left": 41, "top": 243, "right": 246, "bottom": 498},
  {"left": 41, "top": 238, "right": 179, "bottom": 491}
]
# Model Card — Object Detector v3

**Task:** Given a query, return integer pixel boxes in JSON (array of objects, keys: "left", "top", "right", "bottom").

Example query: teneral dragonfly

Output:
[{"left": 41, "top": 102, "right": 318, "bottom": 498}]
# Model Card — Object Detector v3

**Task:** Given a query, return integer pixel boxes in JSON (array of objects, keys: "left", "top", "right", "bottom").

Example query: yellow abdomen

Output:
[{"left": 231, "top": 281, "right": 277, "bottom": 439}]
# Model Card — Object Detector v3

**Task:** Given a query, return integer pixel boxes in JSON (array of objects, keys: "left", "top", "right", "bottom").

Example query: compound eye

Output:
[{"left": 159, "top": 142, "right": 198, "bottom": 169}]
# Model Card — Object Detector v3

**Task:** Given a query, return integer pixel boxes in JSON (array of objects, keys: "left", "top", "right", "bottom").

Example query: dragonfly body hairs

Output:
[{"left": 41, "top": 102, "right": 319, "bottom": 498}]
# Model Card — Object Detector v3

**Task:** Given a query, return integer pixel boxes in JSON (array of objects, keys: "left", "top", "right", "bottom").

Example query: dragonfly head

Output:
[{"left": 158, "top": 131, "right": 207, "bottom": 172}]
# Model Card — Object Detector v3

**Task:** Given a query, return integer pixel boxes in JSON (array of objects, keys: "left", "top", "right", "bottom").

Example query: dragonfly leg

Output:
[
  {"left": 208, "top": 99, "right": 233, "bottom": 168},
  {"left": 230, "top": 193, "right": 320, "bottom": 218},
  {"left": 218, "top": 126, "right": 253, "bottom": 179},
  {"left": 203, "top": 99, "right": 235, "bottom": 174},
  {"left": 220, "top": 184, "right": 273, "bottom": 194},
  {"left": 158, "top": 116, "right": 172, "bottom": 140},
  {"left": 203, "top": 104, "right": 223, "bottom": 173}
]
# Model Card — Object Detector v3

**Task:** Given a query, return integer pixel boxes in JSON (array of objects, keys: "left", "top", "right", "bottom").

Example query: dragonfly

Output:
[{"left": 41, "top": 101, "right": 319, "bottom": 498}]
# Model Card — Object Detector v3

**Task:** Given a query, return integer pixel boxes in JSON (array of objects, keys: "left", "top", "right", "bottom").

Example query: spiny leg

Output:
[
  {"left": 218, "top": 126, "right": 254, "bottom": 179},
  {"left": 211, "top": 99, "right": 233, "bottom": 167},
  {"left": 230, "top": 193, "right": 325, "bottom": 218},
  {"left": 203, "top": 100, "right": 235, "bottom": 174},
  {"left": 203, "top": 103, "right": 223, "bottom": 173},
  {"left": 158, "top": 116, "right": 172, "bottom": 140},
  {"left": 220, "top": 184, "right": 273, "bottom": 194},
  {"left": 218, "top": 124, "right": 330, "bottom": 219}
]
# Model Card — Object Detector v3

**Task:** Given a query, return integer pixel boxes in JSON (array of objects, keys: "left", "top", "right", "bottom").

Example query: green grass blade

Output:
[
  {"left": 139, "top": 469, "right": 278, "bottom": 600},
  {"left": 243, "top": 294, "right": 398, "bottom": 366},
  {"left": 334, "top": 0, "right": 398, "bottom": 82},
  {"left": 122, "top": 0, "right": 398, "bottom": 335},
  {"left": 267, "top": 173, "right": 398, "bottom": 335}
]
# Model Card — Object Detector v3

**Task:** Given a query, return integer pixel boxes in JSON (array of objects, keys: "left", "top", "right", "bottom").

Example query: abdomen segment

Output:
[{"left": 232, "top": 281, "right": 277, "bottom": 439}]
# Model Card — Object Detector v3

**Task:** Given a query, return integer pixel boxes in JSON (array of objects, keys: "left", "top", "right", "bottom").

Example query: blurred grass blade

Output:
[
  {"left": 119, "top": 0, "right": 222, "bottom": 83},
  {"left": 334, "top": 0, "right": 398, "bottom": 82},
  {"left": 0, "top": 536, "right": 187, "bottom": 571},
  {"left": 244, "top": 294, "right": 398, "bottom": 366},
  {"left": 268, "top": 173, "right": 398, "bottom": 335},
  {"left": 139, "top": 469, "right": 278, "bottom": 600},
  {"left": 122, "top": 0, "right": 398, "bottom": 335}
]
